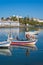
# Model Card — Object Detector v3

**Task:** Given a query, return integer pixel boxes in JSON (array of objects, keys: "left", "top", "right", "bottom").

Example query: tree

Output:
[
  {"left": 6, "top": 17, "right": 10, "bottom": 21},
  {"left": 19, "top": 18, "right": 24, "bottom": 24},
  {"left": 23, "top": 17, "right": 29, "bottom": 25},
  {"left": 10, "top": 16, "right": 18, "bottom": 21},
  {"left": 1, "top": 17, "right": 4, "bottom": 21}
]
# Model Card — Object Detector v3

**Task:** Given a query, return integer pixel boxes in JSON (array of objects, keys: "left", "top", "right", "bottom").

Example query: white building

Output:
[
  {"left": 0, "top": 20, "right": 19, "bottom": 27},
  {"left": 37, "top": 19, "right": 43, "bottom": 22},
  {"left": 33, "top": 18, "right": 43, "bottom": 22}
]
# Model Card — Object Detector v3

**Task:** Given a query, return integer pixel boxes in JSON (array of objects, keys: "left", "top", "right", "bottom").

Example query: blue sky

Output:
[{"left": 0, "top": 0, "right": 43, "bottom": 19}]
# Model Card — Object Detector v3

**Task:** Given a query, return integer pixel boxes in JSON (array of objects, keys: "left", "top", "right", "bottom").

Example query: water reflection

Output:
[
  {"left": 0, "top": 27, "right": 41, "bottom": 41},
  {"left": 0, "top": 48, "right": 11, "bottom": 56},
  {"left": 26, "top": 48, "right": 30, "bottom": 56},
  {"left": 25, "top": 45, "right": 37, "bottom": 56},
  {"left": 11, "top": 45, "right": 37, "bottom": 56},
  {"left": 0, "top": 45, "right": 37, "bottom": 56}
]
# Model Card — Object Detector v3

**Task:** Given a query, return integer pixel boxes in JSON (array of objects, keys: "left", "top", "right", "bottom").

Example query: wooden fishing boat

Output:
[
  {"left": 11, "top": 39, "right": 37, "bottom": 46},
  {"left": 9, "top": 22, "right": 37, "bottom": 46},
  {"left": 10, "top": 33, "right": 37, "bottom": 46}
]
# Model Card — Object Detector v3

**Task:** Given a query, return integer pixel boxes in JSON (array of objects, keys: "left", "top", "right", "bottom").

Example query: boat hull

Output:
[
  {"left": 11, "top": 40, "right": 37, "bottom": 46},
  {"left": 0, "top": 42, "right": 10, "bottom": 47}
]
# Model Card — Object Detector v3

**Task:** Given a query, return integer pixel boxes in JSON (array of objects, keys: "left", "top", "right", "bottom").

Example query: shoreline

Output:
[
  {"left": 0, "top": 25, "right": 25, "bottom": 28},
  {"left": 0, "top": 25, "right": 43, "bottom": 28}
]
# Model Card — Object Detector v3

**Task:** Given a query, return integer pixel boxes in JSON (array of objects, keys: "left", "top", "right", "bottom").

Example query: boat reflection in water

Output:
[
  {"left": 11, "top": 45, "right": 38, "bottom": 56},
  {"left": 0, "top": 45, "right": 37, "bottom": 56},
  {"left": 0, "top": 48, "right": 11, "bottom": 56}
]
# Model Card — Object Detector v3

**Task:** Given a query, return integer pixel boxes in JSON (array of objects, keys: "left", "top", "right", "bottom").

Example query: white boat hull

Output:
[{"left": 0, "top": 41, "right": 10, "bottom": 47}]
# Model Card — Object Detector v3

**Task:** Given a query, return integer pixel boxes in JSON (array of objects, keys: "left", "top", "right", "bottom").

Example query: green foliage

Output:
[
  {"left": 1, "top": 16, "right": 43, "bottom": 26},
  {"left": 20, "top": 17, "right": 43, "bottom": 26},
  {"left": 1, "top": 17, "right": 4, "bottom": 20},
  {"left": 10, "top": 16, "right": 18, "bottom": 21},
  {"left": 19, "top": 18, "right": 24, "bottom": 24}
]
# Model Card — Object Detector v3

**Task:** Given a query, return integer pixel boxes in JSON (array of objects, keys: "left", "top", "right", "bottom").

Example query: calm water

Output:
[{"left": 0, "top": 27, "right": 43, "bottom": 65}]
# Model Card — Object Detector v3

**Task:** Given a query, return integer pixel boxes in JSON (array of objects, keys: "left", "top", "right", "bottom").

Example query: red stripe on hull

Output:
[{"left": 11, "top": 41, "right": 36, "bottom": 45}]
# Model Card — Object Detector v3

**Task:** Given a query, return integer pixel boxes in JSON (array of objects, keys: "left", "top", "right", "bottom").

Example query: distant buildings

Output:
[
  {"left": 33, "top": 18, "right": 43, "bottom": 22},
  {"left": 0, "top": 15, "right": 43, "bottom": 27},
  {"left": 12, "top": 15, "right": 22, "bottom": 19},
  {"left": 0, "top": 20, "right": 19, "bottom": 27},
  {"left": 0, "top": 15, "right": 22, "bottom": 27}
]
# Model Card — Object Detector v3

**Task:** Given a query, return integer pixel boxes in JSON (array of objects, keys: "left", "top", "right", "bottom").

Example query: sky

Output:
[{"left": 0, "top": 0, "right": 43, "bottom": 19}]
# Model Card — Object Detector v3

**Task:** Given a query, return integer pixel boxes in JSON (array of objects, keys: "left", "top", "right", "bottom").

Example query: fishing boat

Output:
[
  {"left": 9, "top": 22, "right": 37, "bottom": 46},
  {"left": 8, "top": 31, "right": 37, "bottom": 46},
  {"left": 11, "top": 39, "right": 37, "bottom": 46},
  {"left": 0, "top": 34, "right": 11, "bottom": 47},
  {"left": 11, "top": 34, "right": 37, "bottom": 45},
  {"left": 10, "top": 32, "right": 37, "bottom": 45}
]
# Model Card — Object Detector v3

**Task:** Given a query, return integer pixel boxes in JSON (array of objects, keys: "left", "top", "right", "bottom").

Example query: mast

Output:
[
  {"left": 8, "top": 22, "right": 13, "bottom": 42},
  {"left": 9, "top": 22, "right": 11, "bottom": 37}
]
